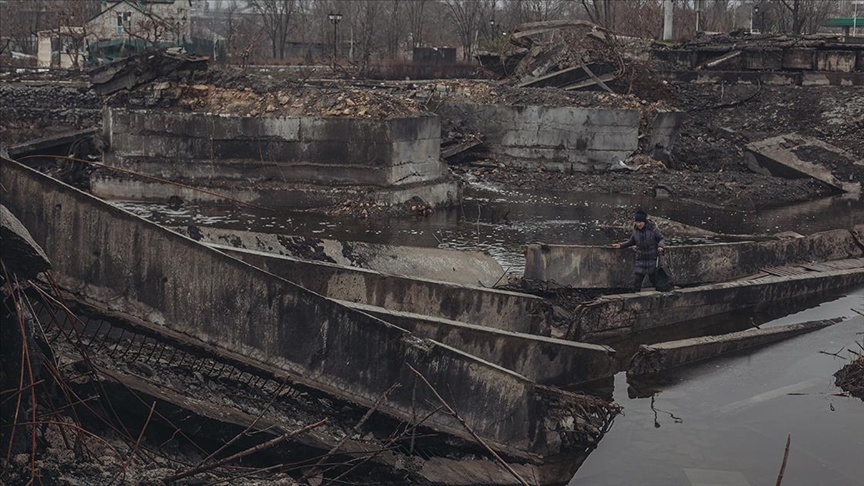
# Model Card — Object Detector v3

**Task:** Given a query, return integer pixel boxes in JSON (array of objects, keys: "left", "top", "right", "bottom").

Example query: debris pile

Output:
[
  {"left": 496, "top": 20, "right": 625, "bottom": 91},
  {"left": 417, "top": 79, "right": 651, "bottom": 109},
  {"left": 674, "top": 84, "right": 864, "bottom": 173},
  {"left": 671, "top": 32, "right": 858, "bottom": 51},
  {"left": 88, "top": 48, "right": 209, "bottom": 96},
  {"left": 0, "top": 83, "right": 100, "bottom": 145},
  {"left": 483, "top": 20, "right": 678, "bottom": 104},
  {"left": 834, "top": 353, "right": 864, "bottom": 401},
  {"left": 109, "top": 80, "right": 422, "bottom": 119}
]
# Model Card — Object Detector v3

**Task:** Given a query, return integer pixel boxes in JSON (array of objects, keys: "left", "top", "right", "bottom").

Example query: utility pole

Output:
[
  {"left": 855, "top": 1, "right": 863, "bottom": 37},
  {"left": 663, "top": 0, "right": 674, "bottom": 40},
  {"left": 328, "top": 12, "right": 342, "bottom": 69}
]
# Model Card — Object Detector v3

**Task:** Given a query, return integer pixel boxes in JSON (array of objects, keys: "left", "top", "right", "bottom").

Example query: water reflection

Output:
[{"left": 571, "top": 288, "right": 864, "bottom": 486}]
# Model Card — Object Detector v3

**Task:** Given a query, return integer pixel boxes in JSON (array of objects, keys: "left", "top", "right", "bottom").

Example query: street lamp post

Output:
[
  {"left": 489, "top": 18, "right": 495, "bottom": 41},
  {"left": 328, "top": 12, "right": 343, "bottom": 68}
]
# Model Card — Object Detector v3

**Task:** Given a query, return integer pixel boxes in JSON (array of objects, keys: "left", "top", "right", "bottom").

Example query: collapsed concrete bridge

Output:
[{"left": 1, "top": 155, "right": 620, "bottom": 482}]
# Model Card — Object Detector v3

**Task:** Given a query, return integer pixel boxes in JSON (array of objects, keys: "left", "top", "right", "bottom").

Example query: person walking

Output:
[{"left": 612, "top": 210, "right": 667, "bottom": 292}]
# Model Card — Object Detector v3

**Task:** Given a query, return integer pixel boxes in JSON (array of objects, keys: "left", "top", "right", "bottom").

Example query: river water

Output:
[
  {"left": 571, "top": 289, "right": 864, "bottom": 486},
  {"left": 113, "top": 185, "right": 864, "bottom": 274}
]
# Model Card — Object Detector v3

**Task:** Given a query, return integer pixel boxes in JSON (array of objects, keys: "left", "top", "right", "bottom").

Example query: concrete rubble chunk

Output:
[
  {"left": 574, "top": 265, "right": 864, "bottom": 342},
  {"left": 0, "top": 204, "right": 51, "bottom": 279},
  {"left": 88, "top": 49, "right": 209, "bottom": 96},
  {"left": 627, "top": 318, "right": 843, "bottom": 377},
  {"left": 745, "top": 134, "right": 863, "bottom": 194}
]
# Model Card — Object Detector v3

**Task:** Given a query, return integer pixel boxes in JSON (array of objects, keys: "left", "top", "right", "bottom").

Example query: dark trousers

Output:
[{"left": 633, "top": 272, "right": 659, "bottom": 292}]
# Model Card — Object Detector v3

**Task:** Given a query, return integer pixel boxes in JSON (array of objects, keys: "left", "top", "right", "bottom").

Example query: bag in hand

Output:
[{"left": 655, "top": 256, "right": 674, "bottom": 292}]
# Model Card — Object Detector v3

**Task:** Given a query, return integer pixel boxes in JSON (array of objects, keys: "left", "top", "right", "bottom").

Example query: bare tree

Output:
[
  {"left": 406, "top": 0, "right": 428, "bottom": 48},
  {"left": 503, "top": 0, "right": 566, "bottom": 24},
  {"left": 354, "top": 0, "right": 381, "bottom": 72},
  {"left": 443, "top": 0, "right": 494, "bottom": 60},
  {"left": 45, "top": 0, "right": 100, "bottom": 69},
  {"left": 778, "top": 0, "right": 838, "bottom": 34},
  {"left": 249, "top": 0, "right": 297, "bottom": 59},
  {"left": 703, "top": 0, "right": 735, "bottom": 32},
  {"left": 0, "top": 1, "right": 41, "bottom": 57},
  {"left": 383, "top": 0, "right": 407, "bottom": 59},
  {"left": 580, "top": 0, "right": 615, "bottom": 30}
]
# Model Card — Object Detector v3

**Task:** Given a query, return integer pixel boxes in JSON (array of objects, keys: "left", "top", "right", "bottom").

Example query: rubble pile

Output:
[
  {"left": 415, "top": 79, "right": 651, "bottom": 109},
  {"left": 0, "top": 83, "right": 100, "bottom": 145},
  {"left": 673, "top": 84, "right": 864, "bottom": 173},
  {"left": 109, "top": 79, "right": 422, "bottom": 119},
  {"left": 671, "top": 32, "right": 855, "bottom": 50},
  {"left": 834, "top": 354, "right": 864, "bottom": 401},
  {"left": 497, "top": 21, "right": 624, "bottom": 89}
]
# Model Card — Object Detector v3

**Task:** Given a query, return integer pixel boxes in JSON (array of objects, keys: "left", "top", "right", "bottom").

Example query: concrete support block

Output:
[
  {"left": 815, "top": 50, "right": 857, "bottom": 72},
  {"left": 627, "top": 319, "right": 840, "bottom": 377},
  {"left": 642, "top": 109, "right": 685, "bottom": 155},
  {"left": 781, "top": 48, "right": 815, "bottom": 70},
  {"left": 742, "top": 48, "right": 783, "bottom": 70},
  {"left": 438, "top": 102, "right": 641, "bottom": 170},
  {"left": 101, "top": 107, "right": 452, "bottom": 207}
]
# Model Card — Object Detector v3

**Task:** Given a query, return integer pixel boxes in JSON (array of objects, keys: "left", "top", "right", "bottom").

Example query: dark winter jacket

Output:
[{"left": 619, "top": 220, "right": 666, "bottom": 274}]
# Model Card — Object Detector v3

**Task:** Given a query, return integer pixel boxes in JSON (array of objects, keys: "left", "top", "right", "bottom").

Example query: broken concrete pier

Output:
[
  {"left": 218, "top": 245, "right": 558, "bottom": 336},
  {"left": 339, "top": 299, "right": 616, "bottom": 387},
  {"left": 627, "top": 318, "right": 841, "bottom": 377},
  {"left": 573, "top": 264, "right": 864, "bottom": 342},
  {"left": 94, "top": 106, "right": 459, "bottom": 209},
  {"left": 524, "top": 225, "right": 864, "bottom": 288},
  {"left": 745, "top": 134, "right": 863, "bottom": 194},
  {"left": 438, "top": 102, "right": 681, "bottom": 172},
  {"left": 1, "top": 155, "right": 616, "bottom": 461}
]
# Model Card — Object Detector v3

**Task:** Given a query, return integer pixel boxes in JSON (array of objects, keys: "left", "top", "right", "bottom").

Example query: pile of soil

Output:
[{"left": 834, "top": 354, "right": 864, "bottom": 401}]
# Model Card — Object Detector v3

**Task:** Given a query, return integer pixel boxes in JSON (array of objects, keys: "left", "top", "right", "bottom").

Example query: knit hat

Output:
[{"left": 634, "top": 210, "right": 648, "bottom": 223}]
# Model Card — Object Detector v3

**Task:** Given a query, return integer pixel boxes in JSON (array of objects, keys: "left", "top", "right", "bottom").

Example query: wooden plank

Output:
[{"left": 562, "top": 73, "right": 617, "bottom": 91}]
